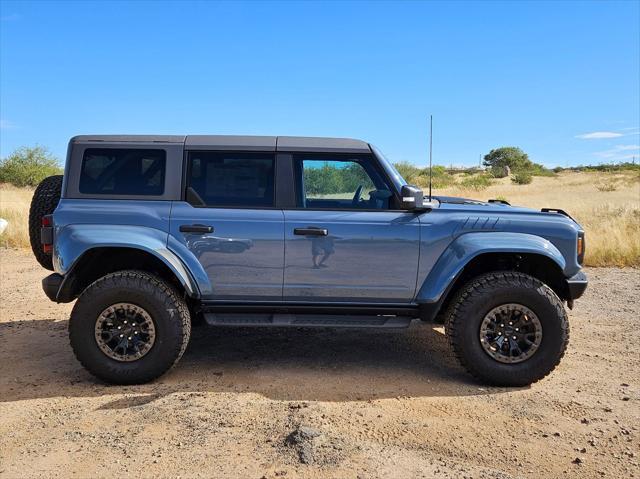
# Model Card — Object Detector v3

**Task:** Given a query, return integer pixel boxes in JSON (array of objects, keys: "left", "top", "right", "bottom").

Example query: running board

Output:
[{"left": 203, "top": 313, "right": 413, "bottom": 329}]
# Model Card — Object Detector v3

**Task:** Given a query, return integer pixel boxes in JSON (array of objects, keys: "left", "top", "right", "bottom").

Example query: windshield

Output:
[{"left": 370, "top": 144, "right": 407, "bottom": 191}]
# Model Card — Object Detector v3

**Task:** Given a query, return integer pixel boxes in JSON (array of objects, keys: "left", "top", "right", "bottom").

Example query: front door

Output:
[
  {"left": 170, "top": 151, "right": 284, "bottom": 301},
  {"left": 283, "top": 153, "right": 420, "bottom": 303}
]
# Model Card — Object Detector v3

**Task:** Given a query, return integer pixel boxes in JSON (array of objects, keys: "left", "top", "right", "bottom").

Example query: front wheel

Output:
[
  {"left": 445, "top": 271, "right": 569, "bottom": 386},
  {"left": 69, "top": 270, "right": 191, "bottom": 384}
]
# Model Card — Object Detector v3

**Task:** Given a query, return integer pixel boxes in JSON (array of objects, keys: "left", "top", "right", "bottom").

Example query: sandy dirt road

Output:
[{"left": 0, "top": 248, "right": 638, "bottom": 478}]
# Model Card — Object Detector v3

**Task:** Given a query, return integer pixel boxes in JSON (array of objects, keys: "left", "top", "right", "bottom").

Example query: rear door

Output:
[
  {"left": 283, "top": 153, "right": 421, "bottom": 303},
  {"left": 170, "top": 150, "right": 284, "bottom": 301}
]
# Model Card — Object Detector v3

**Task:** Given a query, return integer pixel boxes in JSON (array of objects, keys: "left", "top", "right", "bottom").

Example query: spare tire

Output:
[{"left": 29, "top": 175, "right": 63, "bottom": 270}]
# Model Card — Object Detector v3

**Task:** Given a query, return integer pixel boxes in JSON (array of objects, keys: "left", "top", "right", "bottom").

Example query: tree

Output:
[
  {"left": 0, "top": 146, "right": 62, "bottom": 187},
  {"left": 483, "top": 147, "right": 532, "bottom": 173}
]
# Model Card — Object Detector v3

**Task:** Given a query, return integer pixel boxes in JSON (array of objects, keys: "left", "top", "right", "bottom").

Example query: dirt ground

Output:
[{"left": 0, "top": 248, "right": 638, "bottom": 479}]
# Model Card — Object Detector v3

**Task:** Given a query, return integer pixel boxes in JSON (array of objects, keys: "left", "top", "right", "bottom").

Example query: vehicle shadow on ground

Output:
[{"left": 0, "top": 319, "right": 516, "bottom": 405}]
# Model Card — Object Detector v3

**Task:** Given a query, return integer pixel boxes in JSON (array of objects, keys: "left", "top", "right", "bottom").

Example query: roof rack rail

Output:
[{"left": 541, "top": 208, "right": 574, "bottom": 221}]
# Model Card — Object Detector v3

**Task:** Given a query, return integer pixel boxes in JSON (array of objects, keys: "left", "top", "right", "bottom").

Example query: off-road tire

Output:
[
  {"left": 445, "top": 271, "right": 569, "bottom": 387},
  {"left": 28, "top": 175, "right": 63, "bottom": 270},
  {"left": 69, "top": 270, "right": 191, "bottom": 384}
]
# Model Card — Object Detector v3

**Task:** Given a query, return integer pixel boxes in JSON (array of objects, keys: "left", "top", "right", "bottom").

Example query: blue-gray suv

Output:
[{"left": 29, "top": 135, "right": 588, "bottom": 386}]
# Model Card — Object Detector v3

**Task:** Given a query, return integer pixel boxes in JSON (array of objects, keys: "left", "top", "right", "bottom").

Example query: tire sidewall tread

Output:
[
  {"left": 69, "top": 270, "right": 191, "bottom": 384},
  {"left": 28, "top": 175, "right": 63, "bottom": 270},
  {"left": 445, "top": 271, "right": 569, "bottom": 387}
]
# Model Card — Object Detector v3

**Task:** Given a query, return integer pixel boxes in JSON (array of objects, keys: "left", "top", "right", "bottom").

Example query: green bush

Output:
[
  {"left": 512, "top": 171, "right": 533, "bottom": 185},
  {"left": 0, "top": 146, "right": 63, "bottom": 187},
  {"left": 393, "top": 161, "right": 423, "bottom": 184},
  {"left": 489, "top": 165, "right": 509, "bottom": 178},
  {"left": 428, "top": 165, "right": 455, "bottom": 188},
  {"left": 460, "top": 174, "right": 493, "bottom": 190},
  {"left": 529, "top": 163, "right": 556, "bottom": 177}
]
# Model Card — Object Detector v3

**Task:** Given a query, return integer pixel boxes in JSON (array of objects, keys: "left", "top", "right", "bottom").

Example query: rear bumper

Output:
[
  {"left": 565, "top": 271, "right": 588, "bottom": 300},
  {"left": 42, "top": 273, "right": 63, "bottom": 302}
]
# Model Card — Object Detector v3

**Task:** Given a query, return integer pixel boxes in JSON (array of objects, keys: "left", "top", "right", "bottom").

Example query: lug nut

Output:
[
  {"left": 118, "top": 326, "right": 121, "bottom": 330},
  {"left": 128, "top": 336, "right": 132, "bottom": 340},
  {"left": 513, "top": 336, "right": 517, "bottom": 340},
  {"left": 120, "top": 334, "right": 124, "bottom": 338}
]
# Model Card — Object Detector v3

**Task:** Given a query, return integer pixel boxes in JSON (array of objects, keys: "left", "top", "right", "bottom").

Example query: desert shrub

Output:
[
  {"left": 393, "top": 162, "right": 423, "bottom": 184},
  {"left": 494, "top": 195, "right": 509, "bottom": 203},
  {"left": 489, "top": 166, "right": 509, "bottom": 178},
  {"left": 460, "top": 174, "right": 493, "bottom": 190},
  {"left": 410, "top": 165, "right": 455, "bottom": 189},
  {"left": 512, "top": 171, "right": 533, "bottom": 185},
  {"left": 595, "top": 179, "right": 618, "bottom": 192},
  {"left": 553, "top": 166, "right": 564, "bottom": 173},
  {"left": 428, "top": 165, "right": 455, "bottom": 188},
  {"left": 0, "top": 146, "right": 62, "bottom": 187},
  {"left": 529, "top": 163, "right": 556, "bottom": 177}
]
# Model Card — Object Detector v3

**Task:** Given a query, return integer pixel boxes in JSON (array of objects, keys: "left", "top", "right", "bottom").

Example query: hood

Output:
[{"left": 432, "top": 195, "right": 581, "bottom": 226}]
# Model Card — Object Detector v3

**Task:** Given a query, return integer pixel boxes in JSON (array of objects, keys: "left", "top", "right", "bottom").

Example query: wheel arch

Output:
[
  {"left": 57, "top": 246, "right": 199, "bottom": 302},
  {"left": 417, "top": 232, "right": 569, "bottom": 322}
]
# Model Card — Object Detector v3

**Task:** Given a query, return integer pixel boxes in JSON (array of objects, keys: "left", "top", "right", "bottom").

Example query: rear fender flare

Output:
[{"left": 55, "top": 224, "right": 207, "bottom": 298}]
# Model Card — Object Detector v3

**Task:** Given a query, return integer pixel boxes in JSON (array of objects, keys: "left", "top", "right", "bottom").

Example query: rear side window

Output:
[
  {"left": 79, "top": 149, "right": 166, "bottom": 195},
  {"left": 186, "top": 151, "right": 275, "bottom": 207}
]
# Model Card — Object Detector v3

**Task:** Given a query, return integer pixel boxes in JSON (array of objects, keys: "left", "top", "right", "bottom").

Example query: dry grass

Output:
[
  {"left": 433, "top": 170, "right": 640, "bottom": 267},
  {"left": 1, "top": 171, "right": 639, "bottom": 266},
  {"left": 0, "top": 183, "right": 33, "bottom": 250}
]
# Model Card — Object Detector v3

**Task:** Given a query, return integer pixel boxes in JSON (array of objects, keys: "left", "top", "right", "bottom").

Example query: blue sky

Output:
[{"left": 1, "top": 0, "right": 638, "bottom": 167}]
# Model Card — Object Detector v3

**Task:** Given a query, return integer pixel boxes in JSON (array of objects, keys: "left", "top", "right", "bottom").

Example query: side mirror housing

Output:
[
  {"left": 400, "top": 185, "right": 439, "bottom": 211},
  {"left": 401, "top": 185, "right": 424, "bottom": 210}
]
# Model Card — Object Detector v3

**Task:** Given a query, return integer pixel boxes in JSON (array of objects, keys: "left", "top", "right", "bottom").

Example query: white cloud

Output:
[
  {"left": 0, "top": 119, "right": 16, "bottom": 129},
  {"left": 576, "top": 131, "right": 624, "bottom": 139},
  {"left": 594, "top": 144, "right": 640, "bottom": 160}
]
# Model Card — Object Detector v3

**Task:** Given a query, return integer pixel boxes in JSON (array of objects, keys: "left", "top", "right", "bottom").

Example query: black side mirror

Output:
[
  {"left": 400, "top": 185, "right": 424, "bottom": 210},
  {"left": 400, "top": 185, "right": 439, "bottom": 211}
]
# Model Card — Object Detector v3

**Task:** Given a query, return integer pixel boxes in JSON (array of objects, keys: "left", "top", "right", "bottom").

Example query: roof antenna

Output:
[{"left": 428, "top": 114, "right": 433, "bottom": 201}]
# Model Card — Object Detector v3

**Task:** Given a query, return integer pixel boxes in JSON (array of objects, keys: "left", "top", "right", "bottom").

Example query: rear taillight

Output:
[{"left": 41, "top": 215, "right": 54, "bottom": 253}]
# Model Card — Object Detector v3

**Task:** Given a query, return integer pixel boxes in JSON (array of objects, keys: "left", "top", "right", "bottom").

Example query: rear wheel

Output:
[
  {"left": 28, "top": 175, "right": 63, "bottom": 270},
  {"left": 445, "top": 271, "right": 569, "bottom": 386},
  {"left": 69, "top": 270, "right": 191, "bottom": 384}
]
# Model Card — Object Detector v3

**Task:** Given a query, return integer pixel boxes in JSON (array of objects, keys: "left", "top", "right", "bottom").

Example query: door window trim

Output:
[
  {"left": 182, "top": 150, "right": 279, "bottom": 210},
  {"left": 290, "top": 152, "right": 405, "bottom": 212}
]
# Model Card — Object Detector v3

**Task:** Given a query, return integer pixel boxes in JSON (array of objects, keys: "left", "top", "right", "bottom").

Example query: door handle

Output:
[
  {"left": 294, "top": 227, "right": 328, "bottom": 236},
  {"left": 180, "top": 224, "right": 214, "bottom": 233}
]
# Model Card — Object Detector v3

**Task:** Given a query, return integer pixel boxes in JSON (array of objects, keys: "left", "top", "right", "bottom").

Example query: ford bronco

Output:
[{"left": 29, "top": 135, "right": 587, "bottom": 386}]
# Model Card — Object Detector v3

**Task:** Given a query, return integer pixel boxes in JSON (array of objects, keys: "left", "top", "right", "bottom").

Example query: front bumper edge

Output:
[{"left": 565, "top": 271, "right": 588, "bottom": 300}]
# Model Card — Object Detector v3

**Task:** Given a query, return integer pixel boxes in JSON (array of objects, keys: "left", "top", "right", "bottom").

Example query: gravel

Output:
[{"left": 1, "top": 249, "right": 639, "bottom": 479}]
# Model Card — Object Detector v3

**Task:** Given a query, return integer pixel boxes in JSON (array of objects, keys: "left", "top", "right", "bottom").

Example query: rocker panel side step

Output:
[{"left": 203, "top": 313, "right": 412, "bottom": 329}]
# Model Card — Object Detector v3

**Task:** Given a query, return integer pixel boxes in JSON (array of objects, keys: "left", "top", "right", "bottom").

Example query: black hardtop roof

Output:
[{"left": 70, "top": 135, "right": 371, "bottom": 153}]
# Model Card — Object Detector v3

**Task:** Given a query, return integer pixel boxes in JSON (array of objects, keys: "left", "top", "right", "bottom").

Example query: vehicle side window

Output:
[
  {"left": 79, "top": 149, "right": 166, "bottom": 195},
  {"left": 186, "top": 151, "right": 275, "bottom": 207},
  {"left": 294, "top": 154, "right": 394, "bottom": 210}
]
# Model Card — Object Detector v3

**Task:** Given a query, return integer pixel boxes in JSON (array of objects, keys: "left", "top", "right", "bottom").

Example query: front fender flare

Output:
[
  {"left": 415, "top": 232, "right": 566, "bottom": 304},
  {"left": 55, "top": 224, "right": 202, "bottom": 298}
]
